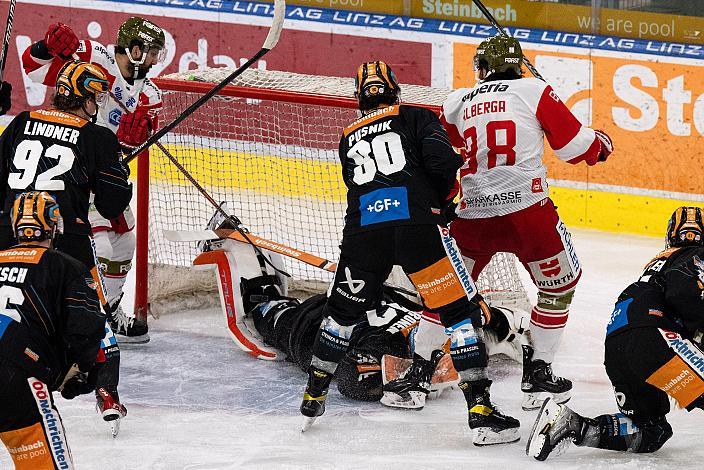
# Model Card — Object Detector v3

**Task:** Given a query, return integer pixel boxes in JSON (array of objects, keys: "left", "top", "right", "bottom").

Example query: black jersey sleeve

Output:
[
  {"left": 60, "top": 257, "right": 105, "bottom": 371},
  {"left": 662, "top": 248, "right": 704, "bottom": 334},
  {"left": 0, "top": 113, "right": 25, "bottom": 215},
  {"left": 87, "top": 125, "right": 132, "bottom": 220},
  {"left": 413, "top": 107, "right": 462, "bottom": 202}
]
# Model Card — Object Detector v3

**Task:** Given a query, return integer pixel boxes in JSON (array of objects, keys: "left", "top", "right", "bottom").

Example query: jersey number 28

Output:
[
  {"left": 461, "top": 120, "right": 516, "bottom": 174},
  {"left": 8, "top": 140, "right": 76, "bottom": 191}
]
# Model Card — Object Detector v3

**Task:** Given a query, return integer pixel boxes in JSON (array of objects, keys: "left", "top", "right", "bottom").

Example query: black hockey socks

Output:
[
  {"left": 310, "top": 316, "right": 356, "bottom": 375},
  {"left": 587, "top": 413, "right": 672, "bottom": 453},
  {"left": 445, "top": 318, "right": 488, "bottom": 382}
]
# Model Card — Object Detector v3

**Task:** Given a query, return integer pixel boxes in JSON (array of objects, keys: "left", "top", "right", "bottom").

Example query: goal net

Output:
[{"left": 138, "top": 68, "right": 531, "bottom": 315}]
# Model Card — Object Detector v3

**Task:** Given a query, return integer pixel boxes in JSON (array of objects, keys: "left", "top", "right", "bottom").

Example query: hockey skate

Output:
[
  {"left": 460, "top": 379, "right": 520, "bottom": 446},
  {"left": 380, "top": 350, "right": 446, "bottom": 410},
  {"left": 526, "top": 397, "right": 589, "bottom": 460},
  {"left": 107, "top": 297, "right": 150, "bottom": 344},
  {"left": 96, "top": 388, "right": 127, "bottom": 438},
  {"left": 484, "top": 306, "right": 532, "bottom": 363},
  {"left": 521, "top": 345, "right": 572, "bottom": 410},
  {"left": 300, "top": 366, "right": 333, "bottom": 432}
]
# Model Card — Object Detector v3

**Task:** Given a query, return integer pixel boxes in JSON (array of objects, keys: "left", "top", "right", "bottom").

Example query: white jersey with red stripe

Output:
[
  {"left": 441, "top": 77, "right": 601, "bottom": 219},
  {"left": 22, "top": 38, "right": 160, "bottom": 232},
  {"left": 22, "top": 39, "right": 162, "bottom": 133}
]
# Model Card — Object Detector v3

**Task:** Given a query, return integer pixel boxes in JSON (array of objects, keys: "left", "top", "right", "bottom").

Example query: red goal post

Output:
[{"left": 134, "top": 68, "right": 530, "bottom": 319}]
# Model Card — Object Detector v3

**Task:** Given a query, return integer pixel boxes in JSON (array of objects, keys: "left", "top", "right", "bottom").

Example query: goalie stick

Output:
[
  {"left": 109, "top": 85, "right": 289, "bottom": 279},
  {"left": 123, "top": 0, "right": 285, "bottom": 164},
  {"left": 166, "top": 228, "right": 338, "bottom": 272},
  {"left": 470, "top": 0, "right": 545, "bottom": 82},
  {"left": 164, "top": 228, "right": 421, "bottom": 300},
  {"left": 0, "top": 0, "right": 16, "bottom": 86}
]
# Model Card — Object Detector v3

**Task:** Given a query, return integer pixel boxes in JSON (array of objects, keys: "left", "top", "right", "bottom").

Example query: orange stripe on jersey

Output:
[
  {"left": 343, "top": 105, "right": 399, "bottom": 137},
  {"left": 89, "top": 267, "right": 107, "bottom": 305},
  {"left": 0, "top": 247, "right": 46, "bottom": 264},
  {"left": 643, "top": 247, "right": 680, "bottom": 270},
  {"left": 29, "top": 109, "right": 88, "bottom": 128}
]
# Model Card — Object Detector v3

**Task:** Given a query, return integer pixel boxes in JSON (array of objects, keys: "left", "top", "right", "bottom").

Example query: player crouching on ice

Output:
[
  {"left": 0, "top": 192, "right": 106, "bottom": 470},
  {"left": 527, "top": 207, "right": 704, "bottom": 461},
  {"left": 194, "top": 236, "right": 530, "bottom": 403}
]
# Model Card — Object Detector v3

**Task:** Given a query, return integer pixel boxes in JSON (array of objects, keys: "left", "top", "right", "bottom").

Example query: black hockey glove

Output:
[
  {"left": 60, "top": 369, "right": 97, "bottom": 400},
  {"left": 442, "top": 201, "right": 458, "bottom": 224},
  {"left": 0, "top": 82, "right": 11, "bottom": 116}
]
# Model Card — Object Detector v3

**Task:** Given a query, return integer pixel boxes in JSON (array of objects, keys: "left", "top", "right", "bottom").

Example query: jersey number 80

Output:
[{"left": 348, "top": 132, "right": 406, "bottom": 185}]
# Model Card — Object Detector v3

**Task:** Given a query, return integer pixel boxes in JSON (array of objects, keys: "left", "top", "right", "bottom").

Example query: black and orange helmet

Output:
[
  {"left": 666, "top": 206, "right": 703, "bottom": 248},
  {"left": 354, "top": 61, "right": 400, "bottom": 112},
  {"left": 12, "top": 192, "right": 62, "bottom": 243},
  {"left": 56, "top": 60, "right": 109, "bottom": 108}
]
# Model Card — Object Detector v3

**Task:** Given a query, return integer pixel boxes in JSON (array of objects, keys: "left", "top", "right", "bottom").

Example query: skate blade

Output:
[
  {"left": 526, "top": 398, "right": 561, "bottom": 460},
  {"left": 522, "top": 391, "right": 547, "bottom": 411},
  {"left": 115, "top": 333, "right": 150, "bottom": 344},
  {"left": 472, "top": 426, "right": 520, "bottom": 446},
  {"left": 301, "top": 416, "right": 317, "bottom": 433},
  {"left": 109, "top": 418, "right": 121, "bottom": 438},
  {"left": 379, "top": 391, "right": 426, "bottom": 410},
  {"left": 551, "top": 390, "right": 571, "bottom": 405},
  {"left": 522, "top": 389, "right": 571, "bottom": 411}
]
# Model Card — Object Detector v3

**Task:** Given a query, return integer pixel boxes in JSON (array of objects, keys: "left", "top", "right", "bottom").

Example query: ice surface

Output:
[{"left": 2, "top": 229, "right": 703, "bottom": 469}]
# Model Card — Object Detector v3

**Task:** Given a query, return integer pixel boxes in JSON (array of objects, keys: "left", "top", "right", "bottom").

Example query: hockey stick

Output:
[
  {"left": 57, "top": 363, "right": 80, "bottom": 392},
  {"left": 109, "top": 83, "right": 289, "bottom": 278},
  {"left": 123, "top": 0, "right": 285, "bottom": 165},
  {"left": 0, "top": 0, "right": 16, "bottom": 86},
  {"left": 152, "top": 141, "right": 289, "bottom": 277},
  {"left": 166, "top": 228, "right": 338, "bottom": 272},
  {"left": 470, "top": 0, "right": 545, "bottom": 81},
  {"left": 164, "top": 228, "right": 421, "bottom": 299}
]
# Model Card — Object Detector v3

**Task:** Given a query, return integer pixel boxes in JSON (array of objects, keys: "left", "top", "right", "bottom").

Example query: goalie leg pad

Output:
[{"left": 193, "top": 248, "right": 279, "bottom": 360}]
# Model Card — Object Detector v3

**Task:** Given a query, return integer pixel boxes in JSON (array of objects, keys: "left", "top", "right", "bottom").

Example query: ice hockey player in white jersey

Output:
[
  {"left": 439, "top": 35, "right": 613, "bottom": 410},
  {"left": 22, "top": 18, "right": 166, "bottom": 343}
]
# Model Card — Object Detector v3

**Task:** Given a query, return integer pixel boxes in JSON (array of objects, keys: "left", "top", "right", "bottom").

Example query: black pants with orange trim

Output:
[
  {"left": 0, "top": 360, "right": 73, "bottom": 469},
  {"left": 53, "top": 234, "right": 121, "bottom": 398},
  {"left": 326, "top": 225, "right": 483, "bottom": 327},
  {"left": 313, "top": 224, "right": 486, "bottom": 372}
]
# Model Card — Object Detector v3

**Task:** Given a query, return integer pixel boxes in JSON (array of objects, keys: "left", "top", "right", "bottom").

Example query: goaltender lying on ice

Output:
[{"left": 168, "top": 231, "right": 532, "bottom": 403}]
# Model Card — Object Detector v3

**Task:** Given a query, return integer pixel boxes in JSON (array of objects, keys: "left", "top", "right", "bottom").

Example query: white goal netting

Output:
[{"left": 145, "top": 68, "right": 531, "bottom": 312}]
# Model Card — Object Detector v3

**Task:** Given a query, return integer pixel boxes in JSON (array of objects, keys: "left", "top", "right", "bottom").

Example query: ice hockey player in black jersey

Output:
[
  {"left": 527, "top": 206, "right": 704, "bottom": 460},
  {"left": 0, "top": 60, "right": 133, "bottom": 434},
  {"left": 205, "top": 239, "right": 529, "bottom": 403},
  {"left": 298, "top": 60, "right": 520, "bottom": 444},
  {"left": 250, "top": 277, "right": 528, "bottom": 402},
  {"left": 0, "top": 191, "right": 105, "bottom": 469}
]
